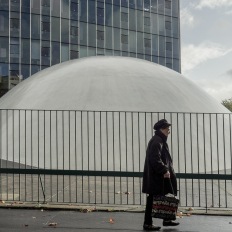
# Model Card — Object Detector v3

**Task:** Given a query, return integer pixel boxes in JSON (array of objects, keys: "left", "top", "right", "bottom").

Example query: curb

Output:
[{"left": 1, "top": 201, "right": 232, "bottom": 216}]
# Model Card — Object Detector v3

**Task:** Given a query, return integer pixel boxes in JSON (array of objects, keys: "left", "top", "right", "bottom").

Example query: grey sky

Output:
[{"left": 180, "top": 0, "right": 232, "bottom": 101}]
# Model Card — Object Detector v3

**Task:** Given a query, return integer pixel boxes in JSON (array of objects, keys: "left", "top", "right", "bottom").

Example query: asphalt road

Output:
[{"left": 0, "top": 208, "right": 232, "bottom": 232}]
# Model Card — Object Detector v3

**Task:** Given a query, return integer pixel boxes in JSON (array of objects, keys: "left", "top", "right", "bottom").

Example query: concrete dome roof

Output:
[{"left": 0, "top": 56, "right": 228, "bottom": 113}]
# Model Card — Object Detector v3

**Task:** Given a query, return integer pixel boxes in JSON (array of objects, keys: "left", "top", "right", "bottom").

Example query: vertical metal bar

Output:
[
  {"left": 50, "top": 110, "right": 52, "bottom": 202},
  {"left": 112, "top": 111, "right": 115, "bottom": 204},
  {"left": 131, "top": 112, "right": 135, "bottom": 204},
  {"left": 203, "top": 114, "right": 207, "bottom": 212},
  {"left": 87, "top": 111, "right": 90, "bottom": 203},
  {"left": 40, "top": 114, "right": 45, "bottom": 202},
  {"left": 229, "top": 114, "right": 232, "bottom": 176},
  {"left": 229, "top": 113, "right": 232, "bottom": 208},
  {"left": 222, "top": 114, "right": 227, "bottom": 207},
  {"left": 183, "top": 113, "right": 187, "bottom": 206},
  {"left": 56, "top": 111, "right": 58, "bottom": 202},
  {"left": 6, "top": 110, "right": 9, "bottom": 200},
  {"left": 38, "top": 110, "right": 47, "bottom": 203},
  {"left": 74, "top": 111, "right": 77, "bottom": 203},
  {"left": 119, "top": 112, "right": 122, "bottom": 204},
  {"left": 144, "top": 112, "right": 147, "bottom": 150},
  {"left": 106, "top": 112, "right": 109, "bottom": 204},
  {"left": 12, "top": 110, "right": 15, "bottom": 201},
  {"left": 176, "top": 113, "right": 180, "bottom": 204},
  {"left": 25, "top": 110, "right": 27, "bottom": 201},
  {"left": 190, "top": 113, "right": 194, "bottom": 206},
  {"left": 216, "top": 114, "right": 220, "bottom": 207},
  {"left": 100, "top": 111, "right": 103, "bottom": 203},
  {"left": 81, "top": 111, "right": 84, "bottom": 203},
  {"left": 150, "top": 112, "right": 153, "bottom": 137},
  {"left": 230, "top": 113, "right": 232, "bottom": 207},
  {"left": 170, "top": 112, "right": 176, "bottom": 198},
  {"left": 31, "top": 110, "right": 33, "bottom": 201},
  {"left": 196, "top": 113, "right": 200, "bottom": 207},
  {"left": 62, "top": 111, "right": 64, "bottom": 203},
  {"left": 37, "top": 110, "right": 39, "bottom": 202},
  {"left": 93, "top": 111, "right": 96, "bottom": 204},
  {"left": 209, "top": 114, "right": 214, "bottom": 207},
  {"left": 145, "top": 112, "right": 148, "bottom": 206},
  {"left": 138, "top": 112, "right": 141, "bottom": 204},
  {"left": 125, "top": 112, "right": 128, "bottom": 204},
  {"left": 170, "top": 113, "right": 173, "bottom": 159},
  {"left": 69, "top": 110, "right": 71, "bottom": 202},
  {"left": 18, "top": 110, "right": 21, "bottom": 201},
  {"left": 43, "top": 110, "right": 46, "bottom": 200}
]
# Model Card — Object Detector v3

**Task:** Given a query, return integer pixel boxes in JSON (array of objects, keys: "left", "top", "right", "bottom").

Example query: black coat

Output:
[{"left": 142, "top": 130, "right": 177, "bottom": 196}]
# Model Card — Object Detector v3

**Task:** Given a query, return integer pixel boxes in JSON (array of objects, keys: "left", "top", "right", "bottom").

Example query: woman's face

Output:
[{"left": 160, "top": 126, "right": 170, "bottom": 137}]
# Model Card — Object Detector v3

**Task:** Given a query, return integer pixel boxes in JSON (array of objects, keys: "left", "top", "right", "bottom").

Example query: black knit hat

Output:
[{"left": 153, "top": 119, "right": 171, "bottom": 130}]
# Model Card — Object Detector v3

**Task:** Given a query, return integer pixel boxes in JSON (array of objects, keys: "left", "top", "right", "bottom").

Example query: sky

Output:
[{"left": 179, "top": 0, "right": 232, "bottom": 102}]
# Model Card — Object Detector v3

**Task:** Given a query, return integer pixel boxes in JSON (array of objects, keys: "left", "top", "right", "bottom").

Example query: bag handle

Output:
[{"left": 162, "top": 178, "right": 174, "bottom": 195}]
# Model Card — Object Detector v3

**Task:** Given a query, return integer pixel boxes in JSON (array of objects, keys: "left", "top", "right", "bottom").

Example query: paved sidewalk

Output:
[
  {"left": 0, "top": 203, "right": 232, "bottom": 232},
  {"left": 1, "top": 208, "right": 232, "bottom": 232}
]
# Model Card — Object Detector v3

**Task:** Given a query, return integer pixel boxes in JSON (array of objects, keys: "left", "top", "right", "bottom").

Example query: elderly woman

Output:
[{"left": 142, "top": 119, "right": 179, "bottom": 231}]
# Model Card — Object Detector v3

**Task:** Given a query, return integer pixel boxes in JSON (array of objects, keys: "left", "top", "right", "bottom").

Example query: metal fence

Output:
[{"left": 0, "top": 109, "right": 232, "bottom": 209}]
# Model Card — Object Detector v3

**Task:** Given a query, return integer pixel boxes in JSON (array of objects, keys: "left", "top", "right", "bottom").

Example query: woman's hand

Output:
[{"left": 164, "top": 171, "right": 170, "bottom": 178}]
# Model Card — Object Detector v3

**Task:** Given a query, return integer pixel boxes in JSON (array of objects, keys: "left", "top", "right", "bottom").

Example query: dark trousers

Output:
[{"left": 144, "top": 194, "right": 153, "bottom": 225}]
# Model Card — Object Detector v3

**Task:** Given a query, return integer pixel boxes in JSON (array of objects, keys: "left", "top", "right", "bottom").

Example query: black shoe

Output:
[
  {"left": 143, "top": 224, "right": 161, "bottom": 231},
  {"left": 163, "top": 220, "right": 180, "bottom": 227}
]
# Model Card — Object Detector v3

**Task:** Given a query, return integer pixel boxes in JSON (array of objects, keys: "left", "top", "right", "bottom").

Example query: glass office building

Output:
[{"left": 0, "top": 0, "right": 180, "bottom": 96}]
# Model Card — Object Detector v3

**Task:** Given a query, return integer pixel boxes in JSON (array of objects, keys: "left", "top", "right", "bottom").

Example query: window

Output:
[
  {"left": 0, "top": 15, "right": 4, "bottom": 31},
  {"left": 144, "top": 0, "right": 150, "bottom": 11},
  {"left": 165, "top": 21, "right": 171, "bottom": 30},
  {"left": 166, "top": 62, "right": 172, "bottom": 68},
  {"left": 97, "top": 2, "right": 104, "bottom": 25},
  {"left": 166, "top": 42, "right": 172, "bottom": 51},
  {"left": 121, "top": 0, "right": 128, "bottom": 7},
  {"left": 11, "top": 0, "right": 20, "bottom": 5},
  {"left": 21, "top": 0, "right": 30, "bottom": 8},
  {"left": 41, "top": 47, "right": 50, "bottom": 57},
  {"left": 42, "top": 0, "right": 50, "bottom": 7},
  {"left": 0, "top": 48, "right": 7, "bottom": 58},
  {"left": 97, "top": 30, "right": 104, "bottom": 41},
  {"left": 144, "top": 17, "right": 150, "bottom": 26},
  {"left": 121, "top": 34, "right": 128, "bottom": 44},
  {"left": 71, "top": 1, "right": 78, "bottom": 11},
  {"left": 144, "top": 38, "right": 151, "bottom": 48},
  {"left": 165, "top": 0, "right": 171, "bottom": 9},
  {"left": 10, "top": 44, "right": 19, "bottom": 55},
  {"left": 129, "top": 0, "right": 135, "bottom": 8},
  {"left": 97, "top": 7, "right": 104, "bottom": 24},
  {"left": 71, "top": 26, "right": 78, "bottom": 36},
  {"left": 42, "top": 21, "right": 50, "bottom": 32},
  {"left": 11, "top": 18, "right": 19, "bottom": 29},
  {"left": 31, "top": 40, "right": 40, "bottom": 60},
  {"left": 151, "top": 0, "right": 157, "bottom": 13},
  {"left": 10, "top": 69, "right": 19, "bottom": 77},
  {"left": 121, "top": 12, "right": 128, "bottom": 22},
  {"left": 10, "top": 38, "right": 19, "bottom": 57},
  {"left": 97, "top": 7, "right": 104, "bottom": 17},
  {"left": 137, "top": 0, "right": 143, "bottom": 10},
  {"left": 88, "top": 0, "right": 96, "bottom": 23}
]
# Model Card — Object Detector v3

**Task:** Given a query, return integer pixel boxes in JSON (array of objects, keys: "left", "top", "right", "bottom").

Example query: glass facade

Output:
[{"left": 0, "top": 0, "right": 180, "bottom": 96}]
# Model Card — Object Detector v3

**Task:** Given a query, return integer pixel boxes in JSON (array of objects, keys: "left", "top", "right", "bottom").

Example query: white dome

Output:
[
  {"left": 0, "top": 56, "right": 228, "bottom": 113},
  {"left": 0, "top": 57, "right": 230, "bottom": 174}
]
